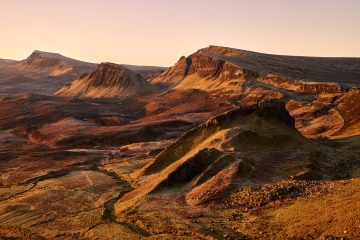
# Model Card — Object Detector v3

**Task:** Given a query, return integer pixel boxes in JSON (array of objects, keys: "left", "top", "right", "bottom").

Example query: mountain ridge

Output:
[
  {"left": 151, "top": 45, "right": 360, "bottom": 89},
  {"left": 0, "top": 50, "right": 165, "bottom": 96}
]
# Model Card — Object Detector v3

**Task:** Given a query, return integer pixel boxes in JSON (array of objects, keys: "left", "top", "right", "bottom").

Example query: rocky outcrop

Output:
[
  {"left": 258, "top": 75, "right": 343, "bottom": 94},
  {"left": 332, "top": 87, "right": 360, "bottom": 138},
  {"left": 186, "top": 51, "right": 258, "bottom": 80},
  {"left": 150, "top": 45, "right": 360, "bottom": 95},
  {"left": 286, "top": 87, "right": 360, "bottom": 139},
  {"left": 145, "top": 100, "right": 295, "bottom": 175},
  {"left": 150, "top": 56, "right": 190, "bottom": 85},
  {"left": 55, "top": 63, "right": 154, "bottom": 98},
  {"left": 185, "top": 51, "right": 223, "bottom": 78},
  {"left": 151, "top": 50, "right": 256, "bottom": 93},
  {"left": 241, "top": 87, "right": 284, "bottom": 106},
  {"left": 114, "top": 99, "right": 321, "bottom": 214}
]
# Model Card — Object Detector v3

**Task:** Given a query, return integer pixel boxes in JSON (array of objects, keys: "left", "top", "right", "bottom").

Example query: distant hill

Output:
[
  {"left": 0, "top": 51, "right": 164, "bottom": 96},
  {"left": 0, "top": 51, "right": 96, "bottom": 96},
  {"left": 55, "top": 62, "right": 154, "bottom": 98}
]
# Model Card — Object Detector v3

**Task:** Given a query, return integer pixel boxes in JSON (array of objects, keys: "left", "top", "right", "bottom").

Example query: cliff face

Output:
[
  {"left": 258, "top": 75, "right": 343, "bottom": 94},
  {"left": 240, "top": 87, "right": 284, "bottom": 106},
  {"left": 186, "top": 51, "right": 222, "bottom": 78},
  {"left": 115, "top": 99, "right": 319, "bottom": 213},
  {"left": 150, "top": 56, "right": 190, "bottom": 85},
  {"left": 151, "top": 50, "right": 255, "bottom": 93},
  {"left": 186, "top": 51, "right": 258, "bottom": 80},
  {"left": 86, "top": 63, "right": 136, "bottom": 88},
  {"left": 148, "top": 45, "right": 360, "bottom": 139},
  {"left": 55, "top": 63, "right": 153, "bottom": 98},
  {"left": 150, "top": 45, "right": 359, "bottom": 95},
  {"left": 145, "top": 100, "right": 295, "bottom": 175}
]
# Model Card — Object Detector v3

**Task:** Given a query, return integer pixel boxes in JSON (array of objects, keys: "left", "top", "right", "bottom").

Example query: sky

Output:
[{"left": 0, "top": 0, "right": 359, "bottom": 66}]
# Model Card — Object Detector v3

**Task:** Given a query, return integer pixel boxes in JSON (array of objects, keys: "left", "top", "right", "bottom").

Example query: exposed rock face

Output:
[
  {"left": 151, "top": 45, "right": 360, "bottom": 97},
  {"left": 285, "top": 87, "right": 360, "bottom": 139},
  {"left": 150, "top": 45, "right": 360, "bottom": 139},
  {"left": 258, "top": 75, "right": 342, "bottom": 94},
  {"left": 332, "top": 88, "right": 360, "bottom": 138},
  {"left": 150, "top": 56, "right": 190, "bottom": 85},
  {"left": 186, "top": 51, "right": 257, "bottom": 81},
  {"left": 241, "top": 87, "right": 284, "bottom": 106},
  {"left": 186, "top": 51, "right": 222, "bottom": 78},
  {"left": 151, "top": 50, "right": 255, "bottom": 93},
  {"left": 55, "top": 63, "right": 154, "bottom": 98}
]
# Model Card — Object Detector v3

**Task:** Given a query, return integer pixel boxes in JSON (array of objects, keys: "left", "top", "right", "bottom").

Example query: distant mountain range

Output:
[{"left": 0, "top": 50, "right": 165, "bottom": 96}]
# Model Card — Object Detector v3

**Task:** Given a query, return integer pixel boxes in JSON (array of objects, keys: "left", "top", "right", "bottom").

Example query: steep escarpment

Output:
[
  {"left": 148, "top": 56, "right": 190, "bottom": 86},
  {"left": 115, "top": 100, "right": 323, "bottom": 213},
  {"left": 175, "top": 52, "right": 257, "bottom": 93},
  {"left": 145, "top": 100, "right": 295, "bottom": 174},
  {"left": 285, "top": 87, "right": 360, "bottom": 139},
  {"left": 331, "top": 88, "right": 360, "bottom": 138},
  {"left": 150, "top": 46, "right": 360, "bottom": 139},
  {"left": 151, "top": 49, "right": 257, "bottom": 93},
  {"left": 258, "top": 75, "right": 343, "bottom": 94},
  {"left": 150, "top": 45, "right": 360, "bottom": 101},
  {"left": 55, "top": 63, "right": 154, "bottom": 98}
]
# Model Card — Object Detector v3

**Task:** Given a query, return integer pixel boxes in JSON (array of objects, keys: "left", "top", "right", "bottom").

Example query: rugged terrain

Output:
[
  {"left": 0, "top": 51, "right": 164, "bottom": 96},
  {"left": 55, "top": 63, "right": 154, "bottom": 98},
  {"left": 0, "top": 46, "right": 359, "bottom": 239}
]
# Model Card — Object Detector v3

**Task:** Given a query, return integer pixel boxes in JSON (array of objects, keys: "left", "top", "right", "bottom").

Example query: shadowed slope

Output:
[{"left": 115, "top": 100, "right": 325, "bottom": 213}]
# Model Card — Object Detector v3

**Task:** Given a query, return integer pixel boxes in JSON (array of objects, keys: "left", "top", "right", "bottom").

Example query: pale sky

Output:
[{"left": 0, "top": 0, "right": 359, "bottom": 66}]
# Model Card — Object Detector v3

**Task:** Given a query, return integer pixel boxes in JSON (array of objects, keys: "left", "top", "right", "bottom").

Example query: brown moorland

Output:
[{"left": 0, "top": 46, "right": 359, "bottom": 239}]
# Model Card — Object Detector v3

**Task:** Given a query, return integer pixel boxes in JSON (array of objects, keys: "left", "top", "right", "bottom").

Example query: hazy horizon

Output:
[{"left": 1, "top": 0, "right": 360, "bottom": 66}]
